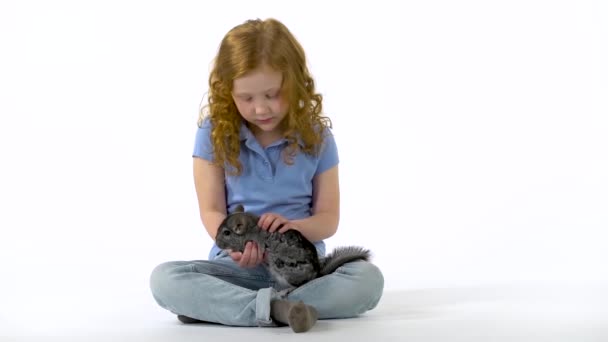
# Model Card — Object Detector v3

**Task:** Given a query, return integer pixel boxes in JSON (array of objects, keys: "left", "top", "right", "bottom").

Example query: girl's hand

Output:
[
  {"left": 258, "top": 213, "right": 298, "bottom": 233},
  {"left": 229, "top": 241, "right": 265, "bottom": 268}
]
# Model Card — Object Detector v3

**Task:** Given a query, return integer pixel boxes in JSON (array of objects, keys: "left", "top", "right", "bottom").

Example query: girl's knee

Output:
[
  {"left": 341, "top": 261, "right": 385, "bottom": 308},
  {"left": 149, "top": 261, "right": 186, "bottom": 300},
  {"left": 363, "top": 262, "right": 384, "bottom": 307},
  {"left": 343, "top": 261, "right": 384, "bottom": 286},
  {"left": 321, "top": 261, "right": 384, "bottom": 317}
]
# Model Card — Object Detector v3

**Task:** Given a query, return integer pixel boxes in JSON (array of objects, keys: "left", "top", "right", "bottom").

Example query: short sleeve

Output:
[
  {"left": 315, "top": 128, "right": 339, "bottom": 176},
  {"left": 192, "top": 117, "right": 215, "bottom": 161}
]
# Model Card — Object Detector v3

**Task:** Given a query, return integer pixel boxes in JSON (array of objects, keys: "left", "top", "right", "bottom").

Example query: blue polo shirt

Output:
[{"left": 193, "top": 117, "right": 339, "bottom": 259}]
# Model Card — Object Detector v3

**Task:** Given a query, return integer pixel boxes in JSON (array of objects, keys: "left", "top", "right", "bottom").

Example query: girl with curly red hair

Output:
[{"left": 150, "top": 18, "right": 383, "bottom": 333}]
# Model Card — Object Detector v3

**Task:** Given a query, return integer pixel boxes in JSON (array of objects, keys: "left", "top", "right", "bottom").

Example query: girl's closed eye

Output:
[{"left": 240, "top": 95, "right": 276, "bottom": 102}]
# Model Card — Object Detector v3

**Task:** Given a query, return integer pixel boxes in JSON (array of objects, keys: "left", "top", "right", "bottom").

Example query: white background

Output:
[{"left": 1, "top": 0, "right": 607, "bottom": 334}]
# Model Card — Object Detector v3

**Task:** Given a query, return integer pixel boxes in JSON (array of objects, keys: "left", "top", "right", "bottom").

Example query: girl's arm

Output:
[
  {"left": 289, "top": 165, "right": 340, "bottom": 242},
  {"left": 193, "top": 157, "right": 227, "bottom": 239},
  {"left": 194, "top": 157, "right": 264, "bottom": 267}
]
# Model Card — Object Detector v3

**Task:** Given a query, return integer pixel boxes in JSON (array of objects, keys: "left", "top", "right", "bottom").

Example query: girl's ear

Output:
[{"left": 234, "top": 204, "right": 244, "bottom": 213}]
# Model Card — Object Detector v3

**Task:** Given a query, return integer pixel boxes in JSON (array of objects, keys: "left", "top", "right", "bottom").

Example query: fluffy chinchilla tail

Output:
[{"left": 319, "top": 246, "right": 371, "bottom": 276}]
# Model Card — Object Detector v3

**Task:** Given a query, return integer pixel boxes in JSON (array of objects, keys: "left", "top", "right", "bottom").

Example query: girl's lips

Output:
[{"left": 257, "top": 118, "right": 273, "bottom": 124}]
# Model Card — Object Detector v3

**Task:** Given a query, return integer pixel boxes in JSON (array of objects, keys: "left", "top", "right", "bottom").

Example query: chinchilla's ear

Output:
[
  {"left": 234, "top": 204, "right": 244, "bottom": 213},
  {"left": 234, "top": 222, "right": 247, "bottom": 235}
]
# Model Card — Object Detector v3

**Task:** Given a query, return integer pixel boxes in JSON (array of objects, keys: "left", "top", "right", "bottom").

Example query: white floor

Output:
[{"left": 2, "top": 282, "right": 606, "bottom": 342}]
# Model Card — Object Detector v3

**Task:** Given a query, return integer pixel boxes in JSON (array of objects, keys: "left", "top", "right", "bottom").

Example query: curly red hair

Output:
[{"left": 198, "top": 18, "right": 332, "bottom": 175}]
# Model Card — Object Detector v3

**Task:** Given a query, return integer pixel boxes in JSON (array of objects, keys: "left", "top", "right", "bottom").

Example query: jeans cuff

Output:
[{"left": 255, "top": 287, "right": 278, "bottom": 327}]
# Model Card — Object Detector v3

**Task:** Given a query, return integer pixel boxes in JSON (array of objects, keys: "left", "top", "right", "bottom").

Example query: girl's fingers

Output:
[
  {"left": 278, "top": 224, "right": 290, "bottom": 233},
  {"left": 259, "top": 213, "right": 289, "bottom": 231},
  {"left": 256, "top": 243, "right": 264, "bottom": 262},
  {"left": 269, "top": 218, "right": 285, "bottom": 233},
  {"left": 249, "top": 243, "right": 258, "bottom": 267},
  {"left": 230, "top": 251, "right": 242, "bottom": 261},
  {"left": 258, "top": 215, "right": 271, "bottom": 230},
  {"left": 267, "top": 218, "right": 276, "bottom": 232},
  {"left": 264, "top": 217, "right": 274, "bottom": 230},
  {"left": 241, "top": 242, "right": 252, "bottom": 268},
  {"left": 251, "top": 243, "right": 263, "bottom": 267}
]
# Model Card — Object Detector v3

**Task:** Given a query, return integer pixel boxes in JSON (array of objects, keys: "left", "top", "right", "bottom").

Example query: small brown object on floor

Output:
[{"left": 271, "top": 299, "right": 318, "bottom": 333}]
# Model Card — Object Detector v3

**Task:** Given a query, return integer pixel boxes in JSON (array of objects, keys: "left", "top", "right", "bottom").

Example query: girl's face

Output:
[{"left": 232, "top": 64, "right": 289, "bottom": 137}]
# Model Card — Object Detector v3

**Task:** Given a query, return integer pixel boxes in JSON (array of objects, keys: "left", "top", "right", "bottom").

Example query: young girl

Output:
[{"left": 149, "top": 18, "right": 384, "bottom": 333}]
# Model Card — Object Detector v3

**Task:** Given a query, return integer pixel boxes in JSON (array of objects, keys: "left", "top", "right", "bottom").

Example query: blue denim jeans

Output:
[{"left": 149, "top": 250, "right": 384, "bottom": 327}]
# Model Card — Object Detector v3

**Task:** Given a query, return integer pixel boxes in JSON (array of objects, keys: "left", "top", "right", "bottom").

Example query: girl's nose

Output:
[{"left": 254, "top": 102, "right": 270, "bottom": 115}]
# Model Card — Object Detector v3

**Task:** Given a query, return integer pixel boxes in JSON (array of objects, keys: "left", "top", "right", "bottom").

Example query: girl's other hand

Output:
[
  {"left": 230, "top": 241, "right": 265, "bottom": 268},
  {"left": 258, "top": 213, "right": 290, "bottom": 233}
]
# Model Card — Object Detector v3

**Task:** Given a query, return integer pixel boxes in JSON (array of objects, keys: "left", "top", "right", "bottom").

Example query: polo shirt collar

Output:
[{"left": 239, "top": 122, "right": 305, "bottom": 148}]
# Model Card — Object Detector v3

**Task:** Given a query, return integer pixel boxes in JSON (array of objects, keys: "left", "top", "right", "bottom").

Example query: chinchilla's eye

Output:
[{"left": 223, "top": 230, "right": 231, "bottom": 236}]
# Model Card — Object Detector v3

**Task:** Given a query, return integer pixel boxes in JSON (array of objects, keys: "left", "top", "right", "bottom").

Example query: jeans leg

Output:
[
  {"left": 286, "top": 260, "right": 384, "bottom": 319},
  {"left": 149, "top": 253, "right": 281, "bottom": 327}
]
